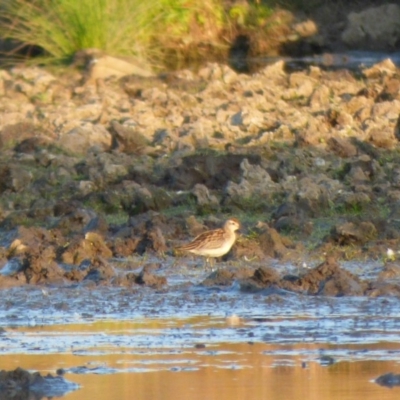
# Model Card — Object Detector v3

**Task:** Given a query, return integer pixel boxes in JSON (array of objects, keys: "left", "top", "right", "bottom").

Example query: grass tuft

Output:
[
  {"left": 0, "top": 0, "right": 229, "bottom": 66},
  {"left": 1, "top": 0, "right": 158, "bottom": 63}
]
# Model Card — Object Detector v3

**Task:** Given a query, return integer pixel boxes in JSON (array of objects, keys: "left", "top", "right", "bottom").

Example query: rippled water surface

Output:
[
  {"left": 1, "top": 259, "right": 400, "bottom": 399},
  {"left": 261, "top": 50, "right": 400, "bottom": 71}
]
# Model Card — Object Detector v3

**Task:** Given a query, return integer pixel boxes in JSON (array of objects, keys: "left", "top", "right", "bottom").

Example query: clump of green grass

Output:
[
  {"left": 0, "top": 0, "right": 156, "bottom": 63},
  {"left": 0, "top": 0, "right": 228, "bottom": 66}
]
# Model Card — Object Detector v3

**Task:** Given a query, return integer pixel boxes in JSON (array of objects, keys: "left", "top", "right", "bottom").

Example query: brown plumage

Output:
[{"left": 176, "top": 218, "right": 240, "bottom": 268}]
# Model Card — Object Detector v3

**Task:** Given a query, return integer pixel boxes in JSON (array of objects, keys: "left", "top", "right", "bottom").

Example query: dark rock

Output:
[
  {"left": 319, "top": 355, "right": 336, "bottom": 366},
  {"left": 83, "top": 257, "right": 116, "bottom": 284},
  {"left": 27, "top": 198, "right": 55, "bottom": 220},
  {"left": 111, "top": 236, "right": 140, "bottom": 257},
  {"left": 343, "top": 155, "right": 381, "bottom": 183},
  {"left": 330, "top": 221, "right": 377, "bottom": 245},
  {"left": 113, "top": 271, "right": 138, "bottom": 287},
  {"left": 272, "top": 202, "right": 309, "bottom": 233},
  {"left": 0, "top": 122, "right": 52, "bottom": 149},
  {"left": 0, "top": 274, "right": 27, "bottom": 288},
  {"left": 378, "top": 78, "right": 400, "bottom": 102},
  {"left": 53, "top": 200, "right": 83, "bottom": 217},
  {"left": 55, "top": 208, "right": 101, "bottom": 235},
  {"left": 0, "top": 247, "right": 7, "bottom": 267},
  {"left": 58, "top": 124, "right": 112, "bottom": 155},
  {"left": 163, "top": 153, "right": 261, "bottom": 190},
  {"left": 0, "top": 164, "right": 33, "bottom": 193},
  {"left": 201, "top": 266, "right": 253, "bottom": 287},
  {"left": 23, "top": 247, "right": 65, "bottom": 284},
  {"left": 142, "top": 263, "right": 162, "bottom": 273},
  {"left": 62, "top": 263, "right": 87, "bottom": 282},
  {"left": 100, "top": 190, "right": 124, "bottom": 213},
  {"left": 258, "top": 227, "right": 294, "bottom": 259},
  {"left": 366, "top": 282, "right": 400, "bottom": 297},
  {"left": 223, "top": 158, "right": 280, "bottom": 212},
  {"left": 378, "top": 263, "right": 400, "bottom": 280},
  {"left": 60, "top": 232, "right": 112, "bottom": 265},
  {"left": 349, "top": 138, "right": 380, "bottom": 159},
  {"left": 296, "top": 257, "right": 366, "bottom": 296},
  {"left": 342, "top": 4, "right": 400, "bottom": 52},
  {"left": 369, "top": 126, "right": 396, "bottom": 149},
  {"left": 228, "top": 34, "right": 251, "bottom": 73},
  {"left": 192, "top": 183, "right": 219, "bottom": 212},
  {"left": 133, "top": 218, "right": 168, "bottom": 255},
  {"left": 233, "top": 235, "right": 266, "bottom": 261},
  {"left": 14, "top": 136, "right": 52, "bottom": 154},
  {"left": 253, "top": 266, "right": 280, "bottom": 285},
  {"left": 201, "top": 269, "right": 236, "bottom": 287},
  {"left": 110, "top": 120, "right": 151, "bottom": 154},
  {"left": 240, "top": 266, "right": 280, "bottom": 292},
  {"left": 296, "top": 176, "right": 330, "bottom": 216},
  {"left": 125, "top": 185, "right": 172, "bottom": 215},
  {"left": 136, "top": 268, "right": 166, "bottom": 288},
  {"left": 183, "top": 216, "right": 208, "bottom": 238},
  {"left": 375, "top": 372, "right": 400, "bottom": 388},
  {"left": 339, "top": 192, "right": 371, "bottom": 210},
  {"left": 327, "top": 137, "right": 357, "bottom": 158},
  {"left": 0, "top": 367, "right": 79, "bottom": 399},
  {"left": 1, "top": 227, "right": 66, "bottom": 285}
]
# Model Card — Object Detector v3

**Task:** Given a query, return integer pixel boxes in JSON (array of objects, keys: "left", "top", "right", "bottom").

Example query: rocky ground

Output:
[{"left": 1, "top": 55, "right": 400, "bottom": 295}]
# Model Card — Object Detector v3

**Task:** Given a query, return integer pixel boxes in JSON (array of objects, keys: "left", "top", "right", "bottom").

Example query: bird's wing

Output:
[{"left": 178, "top": 229, "right": 225, "bottom": 251}]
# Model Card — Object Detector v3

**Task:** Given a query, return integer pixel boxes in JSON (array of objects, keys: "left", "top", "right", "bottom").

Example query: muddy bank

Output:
[
  {"left": 0, "top": 224, "right": 400, "bottom": 297},
  {"left": 1, "top": 57, "right": 400, "bottom": 295},
  {"left": 204, "top": 257, "right": 400, "bottom": 297}
]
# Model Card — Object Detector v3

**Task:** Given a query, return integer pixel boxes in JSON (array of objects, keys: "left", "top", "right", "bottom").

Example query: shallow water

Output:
[
  {"left": 1, "top": 258, "right": 400, "bottom": 399},
  {"left": 2, "top": 342, "right": 400, "bottom": 400},
  {"left": 259, "top": 50, "right": 400, "bottom": 71}
]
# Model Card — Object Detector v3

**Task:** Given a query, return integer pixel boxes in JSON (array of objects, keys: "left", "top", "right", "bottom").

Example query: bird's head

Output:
[{"left": 225, "top": 218, "right": 241, "bottom": 233}]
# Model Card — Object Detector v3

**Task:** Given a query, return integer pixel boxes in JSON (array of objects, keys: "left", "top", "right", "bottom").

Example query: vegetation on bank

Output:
[{"left": 0, "top": 0, "right": 322, "bottom": 67}]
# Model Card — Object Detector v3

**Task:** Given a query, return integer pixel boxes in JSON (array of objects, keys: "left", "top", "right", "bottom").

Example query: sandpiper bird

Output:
[{"left": 176, "top": 218, "right": 241, "bottom": 269}]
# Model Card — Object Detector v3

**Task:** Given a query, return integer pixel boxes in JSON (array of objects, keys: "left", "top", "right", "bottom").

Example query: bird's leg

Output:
[{"left": 210, "top": 257, "right": 215, "bottom": 271}]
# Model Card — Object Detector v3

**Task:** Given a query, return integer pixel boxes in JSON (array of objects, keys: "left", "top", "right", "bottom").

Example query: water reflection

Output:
[
  {"left": 254, "top": 51, "right": 400, "bottom": 72},
  {"left": 0, "top": 291, "right": 400, "bottom": 400},
  {"left": 1, "top": 340, "right": 400, "bottom": 400}
]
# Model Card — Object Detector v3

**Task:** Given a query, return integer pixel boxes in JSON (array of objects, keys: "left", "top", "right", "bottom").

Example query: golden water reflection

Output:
[
  {"left": 1, "top": 320, "right": 400, "bottom": 400},
  {"left": 1, "top": 344, "right": 400, "bottom": 400}
]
